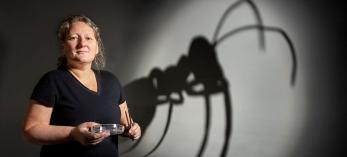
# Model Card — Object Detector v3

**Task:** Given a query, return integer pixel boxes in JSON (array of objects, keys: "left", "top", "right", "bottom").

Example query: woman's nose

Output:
[{"left": 77, "top": 38, "right": 87, "bottom": 48}]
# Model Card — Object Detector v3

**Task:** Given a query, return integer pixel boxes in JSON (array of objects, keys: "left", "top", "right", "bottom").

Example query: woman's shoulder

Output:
[
  {"left": 39, "top": 67, "right": 67, "bottom": 80},
  {"left": 98, "top": 70, "right": 117, "bottom": 78},
  {"left": 97, "top": 70, "right": 121, "bottom": 83}
]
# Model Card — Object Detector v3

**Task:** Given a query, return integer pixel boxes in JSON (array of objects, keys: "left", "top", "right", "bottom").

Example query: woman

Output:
[{"left": 23, "top": 15, "right": 141, "bottom": 157}]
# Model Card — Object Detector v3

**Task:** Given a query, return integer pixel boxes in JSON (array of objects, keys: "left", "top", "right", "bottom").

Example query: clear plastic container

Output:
[{"left": 90, "top": 124, "right": 125, "bottom": 135}]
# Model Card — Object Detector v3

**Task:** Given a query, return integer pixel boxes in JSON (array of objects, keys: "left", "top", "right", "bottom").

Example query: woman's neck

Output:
[{"left": 66, "top": 63, "right": 94, "bottom": 80}]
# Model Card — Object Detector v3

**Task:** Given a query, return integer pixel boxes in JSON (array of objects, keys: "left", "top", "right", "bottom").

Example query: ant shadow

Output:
[
  {"left": 123, "top": 36, "right": 231, "bottom": 157},
  {"left": 120, "top": 0, "right": 297, "bottom": 157}
]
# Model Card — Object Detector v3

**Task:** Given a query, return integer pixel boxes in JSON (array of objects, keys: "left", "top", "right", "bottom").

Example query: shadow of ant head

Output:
[{"left": 185, "top": 36, "right": 227, "bottom": 95}]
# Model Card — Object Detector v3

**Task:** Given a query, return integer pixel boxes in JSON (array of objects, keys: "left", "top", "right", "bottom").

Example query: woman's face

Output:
[{"left": 63, "top": 21, "right": 99, "bottom": 66}]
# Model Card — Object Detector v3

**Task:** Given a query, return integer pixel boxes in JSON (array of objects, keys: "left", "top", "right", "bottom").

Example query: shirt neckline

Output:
[{"left": 62, "top": 66, "right": 101, "bottom": 96}]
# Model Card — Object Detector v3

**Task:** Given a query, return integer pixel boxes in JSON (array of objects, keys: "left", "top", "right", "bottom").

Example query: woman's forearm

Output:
[{"left": 23, "top": 124, "right": 74, "bottom": 145}]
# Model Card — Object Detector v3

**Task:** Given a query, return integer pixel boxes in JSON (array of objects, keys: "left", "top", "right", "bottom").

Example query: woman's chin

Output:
[{"left": 71, "top": 58, "right": 94, "bottom": 65}]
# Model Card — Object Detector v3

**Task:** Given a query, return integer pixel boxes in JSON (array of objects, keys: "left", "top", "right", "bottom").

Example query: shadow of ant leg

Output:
[
  {"left": 196, "top": 95, "right": 211, "bottom": 157},
  {"left": 220, "top": 87, "right": 232, "bottom": 157}
]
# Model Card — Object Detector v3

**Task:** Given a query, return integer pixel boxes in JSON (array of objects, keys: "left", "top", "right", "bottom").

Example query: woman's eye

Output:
[
  {"left": 68, "top": 36, "right": 77, "bottom": 40},
  {"left": 86, "top": 37, "right": 93, "bottom": 40}
]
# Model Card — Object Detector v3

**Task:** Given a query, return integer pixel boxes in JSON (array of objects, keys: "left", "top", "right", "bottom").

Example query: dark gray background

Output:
[{"left": 0, "top": 0, "right": 344, "bottom": 156}]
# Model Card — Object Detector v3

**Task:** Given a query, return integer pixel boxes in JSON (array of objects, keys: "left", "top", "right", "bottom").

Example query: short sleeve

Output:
[{"left": 30, "top": 72, "right": 58, "bottom": 107}]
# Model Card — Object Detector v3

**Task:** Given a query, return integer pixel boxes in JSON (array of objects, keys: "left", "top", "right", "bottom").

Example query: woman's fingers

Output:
[
  {"left": 88, "top": 133, "right": 108, "bottom": 145},
  {"left": 87, "top": 130, "right": 110, "bottom": 145},
  {"left": 128, "top": 123, "right": 141, "bottom": 140},
  {"left": 72, "top": 122, "right": 111, "bottom": 145}
]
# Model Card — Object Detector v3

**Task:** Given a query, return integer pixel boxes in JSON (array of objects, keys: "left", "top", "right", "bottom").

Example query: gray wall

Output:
[{"left": 0, "top": 0, "right": 344, "bottom": 157}]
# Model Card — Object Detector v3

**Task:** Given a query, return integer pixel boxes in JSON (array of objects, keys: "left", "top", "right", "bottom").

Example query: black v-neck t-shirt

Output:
[{"left": 31, "top": 66, "right": 125, "bottom": 157}]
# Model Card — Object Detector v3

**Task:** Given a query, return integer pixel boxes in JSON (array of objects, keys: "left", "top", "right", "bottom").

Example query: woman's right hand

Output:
[{"left": 70, "top": 122, "right": 110, "bottom": 145}]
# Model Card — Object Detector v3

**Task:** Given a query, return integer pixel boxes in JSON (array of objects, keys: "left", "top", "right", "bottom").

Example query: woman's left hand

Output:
[{"left": 127, "top": 122, "right": 141, "bottom": 140}]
